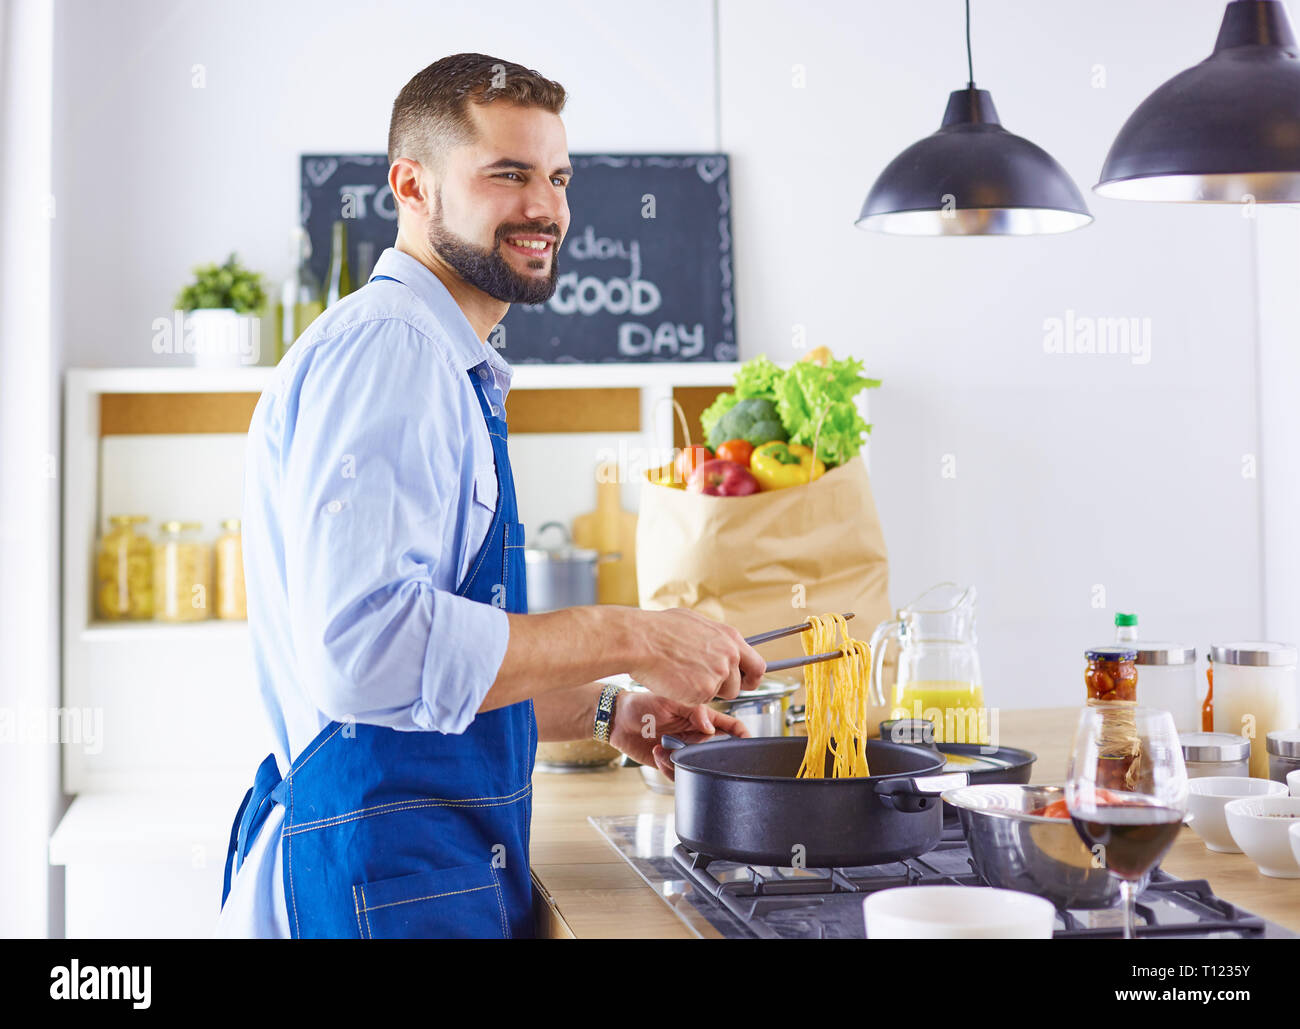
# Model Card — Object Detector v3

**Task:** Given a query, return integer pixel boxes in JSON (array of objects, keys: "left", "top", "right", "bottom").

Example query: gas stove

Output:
[{"left": 588, "top": 813, "right": 1296, "bottom": 939}]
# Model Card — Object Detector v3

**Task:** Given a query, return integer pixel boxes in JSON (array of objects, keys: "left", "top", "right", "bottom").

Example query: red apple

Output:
[{"left": 688, "top": 459, "right": 760, "bottom": 496}]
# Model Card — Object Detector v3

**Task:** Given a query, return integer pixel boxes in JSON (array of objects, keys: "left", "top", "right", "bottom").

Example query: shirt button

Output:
[{"left": 326, "top": 500, "right": 342, "bottom": 514}]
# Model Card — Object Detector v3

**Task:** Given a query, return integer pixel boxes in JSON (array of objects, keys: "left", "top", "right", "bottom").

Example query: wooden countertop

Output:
[{"left": 528, "top": 707, "right": 1300, "bottom": 939}]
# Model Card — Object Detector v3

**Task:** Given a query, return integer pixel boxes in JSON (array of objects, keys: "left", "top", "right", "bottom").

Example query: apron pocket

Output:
[{"left": 351, "top": 863, "right": 510, "bottom": 939}]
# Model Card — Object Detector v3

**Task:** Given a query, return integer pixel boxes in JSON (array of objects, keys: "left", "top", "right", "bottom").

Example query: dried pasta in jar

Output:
[
  {"left": 95, "top": 514, "right": 154, "bottom": 620},
  {"left": 215, "top": 518, "right": 247, "bottom": 620},
  {"left": 154, "top": 521, "right": 212, "bottom": 622}
]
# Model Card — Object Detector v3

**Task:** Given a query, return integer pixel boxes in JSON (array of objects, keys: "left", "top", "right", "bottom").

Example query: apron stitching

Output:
[
  {"left": 361, "top": 885, "right": 373, "bottom": 937},
  {"left": 289, "top": 778, "right": 301, "bottom": 938},
  {"left": 490, "top": 867, "right": 509, "bottom": 938},
  {"left": 358, "top": 883, "right": 495, "bottom": 913},
  {"left": 282, "top": 783, "right": 531, "bottom": 833},
  {"left": 352, "top": 885, "right": 365, "bottom": 938},
  {"left": 289, "top": 722, "right": 347, "bottom": 781},
  {"left": 282, "top": 789, "right": 531, "bottom": 837}
]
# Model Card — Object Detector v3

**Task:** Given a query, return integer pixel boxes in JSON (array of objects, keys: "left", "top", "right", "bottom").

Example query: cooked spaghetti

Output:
[{"left": 796, "top": 613, "right": 873, "bottom": 778}]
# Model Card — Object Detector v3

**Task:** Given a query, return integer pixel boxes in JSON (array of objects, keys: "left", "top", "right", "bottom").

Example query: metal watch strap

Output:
[{"left": 593, "top": 683, "right": 623, "bottom": 744}]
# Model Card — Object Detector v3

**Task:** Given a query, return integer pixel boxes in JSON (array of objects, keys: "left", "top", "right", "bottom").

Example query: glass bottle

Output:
[
  {"left": 1114, "top": 612, "right": 1138, "bottom": 644},
  {"left": 215, "top": 517, "right": 246, "bottom": 620},
  {"left": 154, "top": 521, "right": 212, "bottom": 622},
  {"left": 95, "top": 514, "right": 153, "bottom": 620},
  {"left": 324, "top": 220, "right": 352, "bottom": 307},
  {"left": 275, "top": 227, "right": 325, "bottom": 363}
]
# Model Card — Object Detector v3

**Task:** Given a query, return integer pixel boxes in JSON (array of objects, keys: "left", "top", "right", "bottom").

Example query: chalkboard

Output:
[{"left": 300, "top": 153, "right": 736, "bottom": 363}]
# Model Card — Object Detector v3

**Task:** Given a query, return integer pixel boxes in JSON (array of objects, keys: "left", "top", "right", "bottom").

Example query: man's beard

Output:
[{"left": 427, "top": 190, "right": 560, "bottom": 305}]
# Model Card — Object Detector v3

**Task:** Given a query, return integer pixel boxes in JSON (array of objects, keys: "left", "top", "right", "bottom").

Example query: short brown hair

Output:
[{"left": 387, "top": 53, "right": 567, "bottom": 170}]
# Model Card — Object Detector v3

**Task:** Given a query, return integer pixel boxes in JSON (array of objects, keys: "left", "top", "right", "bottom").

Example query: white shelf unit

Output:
[{"left": 55, "top": 361, "right": 739, "bottom": 937}]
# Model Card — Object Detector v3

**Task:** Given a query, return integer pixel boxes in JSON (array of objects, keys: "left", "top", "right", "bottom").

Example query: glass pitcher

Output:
[{"left": 869, "top": 583, "right": 988, "bottom": 744}]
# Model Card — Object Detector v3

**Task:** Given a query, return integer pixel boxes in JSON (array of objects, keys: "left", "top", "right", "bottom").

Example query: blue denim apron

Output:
[{"left": 222, "top": 296, "right": 536, "bottom": 938}]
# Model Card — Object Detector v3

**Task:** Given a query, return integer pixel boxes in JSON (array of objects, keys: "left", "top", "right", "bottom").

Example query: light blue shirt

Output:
[{"left": 216, "top": 247, "right": 515, "bottom": 938}]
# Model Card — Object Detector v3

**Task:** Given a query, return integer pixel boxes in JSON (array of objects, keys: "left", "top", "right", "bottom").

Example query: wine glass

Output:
[{"left": 1065, "top": 705, "right": 1189, "bottom": 939}]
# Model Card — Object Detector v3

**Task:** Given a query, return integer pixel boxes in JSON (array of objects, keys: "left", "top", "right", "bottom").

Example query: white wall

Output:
[
  {"left": 50, "top": 0, "right": 1271, "bottom": 725},
  {"left": 719, "top": 0, "right": 1263, "bottom": 709}
]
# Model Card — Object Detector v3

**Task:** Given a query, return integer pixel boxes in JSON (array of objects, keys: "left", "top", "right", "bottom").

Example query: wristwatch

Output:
[{"left": 593, "top": 683, "right": 624, "bottom": 744}]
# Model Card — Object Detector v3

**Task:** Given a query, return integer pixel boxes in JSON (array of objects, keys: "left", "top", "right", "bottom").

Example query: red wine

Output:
[{"left": 1071, "top": 804, "right": 1183, "bottom": 881}]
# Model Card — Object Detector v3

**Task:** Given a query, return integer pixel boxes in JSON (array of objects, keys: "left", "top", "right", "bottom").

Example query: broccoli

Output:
[{"left": 706, "top": 397, "right": 789, "bottom": 450}]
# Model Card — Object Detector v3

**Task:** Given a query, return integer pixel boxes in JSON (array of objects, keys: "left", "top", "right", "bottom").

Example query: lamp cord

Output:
[{"left": 966, "top": 0, "right": 975, "bottom": 88}]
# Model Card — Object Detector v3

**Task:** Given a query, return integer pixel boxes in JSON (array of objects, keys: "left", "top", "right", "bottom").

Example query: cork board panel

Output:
[
  {"left": 672, "top": 385, "right": 730, "bottom": 449},
  {"left": 504, "top": 388, "right": 640, "bottom": 433},
  {"left": 100, "top": 393, "right": 260, "bottom": 436}
]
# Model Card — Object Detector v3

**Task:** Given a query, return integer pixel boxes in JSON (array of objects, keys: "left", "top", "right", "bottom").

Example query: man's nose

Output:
[{"left": 521, "top": 181, "right": 566, "bottom": 231}]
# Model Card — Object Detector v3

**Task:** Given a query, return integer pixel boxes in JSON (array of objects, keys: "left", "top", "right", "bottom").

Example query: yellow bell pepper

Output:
[{"left": 750, "top": 441, "right": 825, "bottom": 490}]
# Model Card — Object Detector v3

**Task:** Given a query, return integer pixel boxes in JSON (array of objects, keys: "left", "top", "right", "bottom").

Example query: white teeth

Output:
[{"left": 507, "top": 238, "right": 549, "bottom": 250}]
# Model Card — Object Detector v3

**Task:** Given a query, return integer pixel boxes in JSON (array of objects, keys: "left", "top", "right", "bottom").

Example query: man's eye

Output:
[
  {"left": 499, "top": 172, "right": 521, "bottom": 181},
  {"left": 553, "top": 178, "right": 568, "bottom": 187}
]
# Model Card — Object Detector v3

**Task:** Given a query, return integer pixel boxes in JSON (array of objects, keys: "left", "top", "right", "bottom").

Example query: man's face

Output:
[{"left": 426, "top": 101, "right": 571, "bottom": 305}]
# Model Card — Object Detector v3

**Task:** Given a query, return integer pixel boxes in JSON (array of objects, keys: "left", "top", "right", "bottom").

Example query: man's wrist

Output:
[{"left": 593, "top": 682, "right": 624, "bottom": 743}]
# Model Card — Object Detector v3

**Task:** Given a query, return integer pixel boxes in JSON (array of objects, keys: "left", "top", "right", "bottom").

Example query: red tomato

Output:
[
  {"left": 715, "top": 439, "right": 754, "bottom": 468},
  {"left": 675, "top": 445, "right": 713, "bottom": 484}
]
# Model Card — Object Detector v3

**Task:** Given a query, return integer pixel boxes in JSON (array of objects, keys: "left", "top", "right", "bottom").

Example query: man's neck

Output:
[{"left": 394, "top": 236, "right": 508, "bottom": 344}]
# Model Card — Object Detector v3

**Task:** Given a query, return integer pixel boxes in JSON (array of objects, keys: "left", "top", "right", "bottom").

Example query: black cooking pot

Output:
[{"left": 663, "top": 735, "right": 968, "bottom": 867}]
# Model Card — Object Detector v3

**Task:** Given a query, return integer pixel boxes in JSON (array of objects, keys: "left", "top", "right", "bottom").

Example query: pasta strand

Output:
[{"left": 796, "top": 613, "right": 873, "bottom": 778}]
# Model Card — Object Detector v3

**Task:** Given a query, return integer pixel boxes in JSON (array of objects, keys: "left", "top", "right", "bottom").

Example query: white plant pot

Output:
[{"left": 184, "top": 308, "right": 263, "bottom": 368}]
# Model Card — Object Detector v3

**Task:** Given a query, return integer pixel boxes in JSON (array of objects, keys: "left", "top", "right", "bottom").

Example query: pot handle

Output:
[
  {"left": 660, "top": 733, "right": 734, "bottom": 760},
  {"left": 876, "top": 772, "right": 969, "bottom": 813}
]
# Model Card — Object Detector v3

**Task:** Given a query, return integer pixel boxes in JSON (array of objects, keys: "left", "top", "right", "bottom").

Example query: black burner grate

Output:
[{"left": 670, "top": 826, "right": 1284, "bottom": 940}]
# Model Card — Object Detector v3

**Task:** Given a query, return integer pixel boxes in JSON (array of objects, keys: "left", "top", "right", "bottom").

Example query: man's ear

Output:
[{"left": 389, "top": 157, "right": 434, "bottom": 217}]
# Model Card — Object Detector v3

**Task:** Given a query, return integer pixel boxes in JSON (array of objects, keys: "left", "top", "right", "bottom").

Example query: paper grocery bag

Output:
[{"left": 635, "top": 456, "right": 892, "bottom": 671}]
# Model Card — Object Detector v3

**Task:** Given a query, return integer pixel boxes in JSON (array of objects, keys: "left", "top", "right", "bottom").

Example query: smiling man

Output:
[{"left": 216, "top": 53, "right": 764, "bottom": 940}]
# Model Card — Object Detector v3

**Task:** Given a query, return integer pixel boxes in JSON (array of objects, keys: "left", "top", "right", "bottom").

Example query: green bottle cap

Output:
[{"left": 1115, "top": 612, "right": 1138, "bottom": 627}]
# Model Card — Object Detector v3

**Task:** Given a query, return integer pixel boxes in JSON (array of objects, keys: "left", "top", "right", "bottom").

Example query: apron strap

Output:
[{"left": 221, "top": 752, "right": 284, "bottom": 907}]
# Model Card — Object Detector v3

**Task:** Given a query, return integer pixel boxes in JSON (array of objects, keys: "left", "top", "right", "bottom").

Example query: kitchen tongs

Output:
[{"left": 745, "top": 613, "right": 853, "bottom": 673}]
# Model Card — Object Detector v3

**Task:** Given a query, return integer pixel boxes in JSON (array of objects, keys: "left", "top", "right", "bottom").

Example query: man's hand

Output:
[
  {"left": 608, "top": 689, "right": 751, "bottom": 781},
  {"left": 626, "top": 608, "right": 765, "bottom": 706}
]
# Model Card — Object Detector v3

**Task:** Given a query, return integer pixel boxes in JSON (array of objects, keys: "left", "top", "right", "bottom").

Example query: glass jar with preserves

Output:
[
  {"left": 1085, "top": 647, "right": 1139, "bottom": 790},
  {"left": 1085, "top": 647, "right": 1139, "bottom": 703},
  {"left": 215, "top": 517, "right": 246, "bottom": 620},
  {"left": 154, "top": 521, "right": 212, "bottom": 622},
  {"left": 95, "top": 514, "right": 154, "bottom": 620}
]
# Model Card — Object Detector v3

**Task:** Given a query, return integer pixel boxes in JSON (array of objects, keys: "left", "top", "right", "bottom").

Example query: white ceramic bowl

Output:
[
  {"left": 863, "top": 885, "right": 1056, "bottom": 939},
  {"left": 1288, "top": 768, "right": 1300, "bottom": 798},
  {"left": 1187, "top": 777, "right": 1288, "bottom": 853},
  {"left": 1224, "top": 796, "right": 1300, "bottom": 878}
]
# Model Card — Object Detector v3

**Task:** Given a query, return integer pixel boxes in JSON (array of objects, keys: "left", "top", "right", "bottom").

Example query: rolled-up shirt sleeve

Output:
[{"left": 279, "top": 320, "right": 509, "bottom": 733}]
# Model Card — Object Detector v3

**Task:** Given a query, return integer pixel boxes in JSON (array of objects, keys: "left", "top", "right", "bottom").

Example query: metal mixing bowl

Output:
[{"left": 942, "top": 783, "right": 1150, "bottom": 910}]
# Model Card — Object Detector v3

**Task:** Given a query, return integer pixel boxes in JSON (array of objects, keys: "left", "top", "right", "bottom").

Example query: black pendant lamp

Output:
[
  {"left": 1096, "top": 0, "right": 1300, "bottom": 202},
  {"left": 856, "top": 1, "right": 1091, "bottom": 235}
]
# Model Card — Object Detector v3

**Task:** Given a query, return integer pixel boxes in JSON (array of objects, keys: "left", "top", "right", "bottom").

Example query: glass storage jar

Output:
[
  {"left": 215, "top": 517, "right": 246, "bottom": 620},
  {"left": 95, "top": 514, "right": 153, "bottom": 620},
  {"left": 1178, "top": 731, "right": 1251, "bottom": 779},
  {"left": 1265, "top": 729, "right": 1300, "bottom": 784},
  {"left": 1134, "top": 643, "right": 1198, "bottom": 733},
  {"left": 1210, "top": 642, "right": 1298, "bottom": 778},
  {"left": 154, "top": 521, "right": 212, "bottom": 622}
]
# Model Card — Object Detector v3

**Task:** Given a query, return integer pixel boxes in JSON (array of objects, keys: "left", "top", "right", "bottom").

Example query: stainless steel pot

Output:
[
  {"left": 943, "top": 784, "right": 1151, "bottom": 910},
  {"left": 524, "top": 521, "right": 599, "bottom": 612}
]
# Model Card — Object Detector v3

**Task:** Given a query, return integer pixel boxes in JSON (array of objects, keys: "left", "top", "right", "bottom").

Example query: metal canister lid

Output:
[
  {"left": 1265, "top": 729, "right": 1300, "bottom": 758},
  {"left": 1179, "top": 732, "right": 1251, "bottom": 762},
  {"left": 1133, "top": 642, "right": 1196, "bottom": 665},
  {"left": 1085, "top": 647, "right": 1138, "bottom": 661},
  {"left": 1209, "top": 642, "right": 1298, "bottom": 666}
]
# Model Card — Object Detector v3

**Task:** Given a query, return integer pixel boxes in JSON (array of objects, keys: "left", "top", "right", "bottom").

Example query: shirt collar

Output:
[{"left": 368, "top": 247, "right": 514, "bottom": 388}]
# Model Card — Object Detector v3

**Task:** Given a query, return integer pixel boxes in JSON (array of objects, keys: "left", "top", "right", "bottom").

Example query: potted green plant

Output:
[{"left": 174, "top": 253, "right": 267, "bottom": 368}]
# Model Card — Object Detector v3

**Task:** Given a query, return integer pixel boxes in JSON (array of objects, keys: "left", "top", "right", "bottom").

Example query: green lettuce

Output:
[{"left": 775, "top": 357, "right": 881, "bottom": 466}]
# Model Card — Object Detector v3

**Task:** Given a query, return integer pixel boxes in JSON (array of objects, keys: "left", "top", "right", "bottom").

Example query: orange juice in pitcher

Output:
[{"left": 871, "top": 584, "right": 990, "bottom": 745}]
